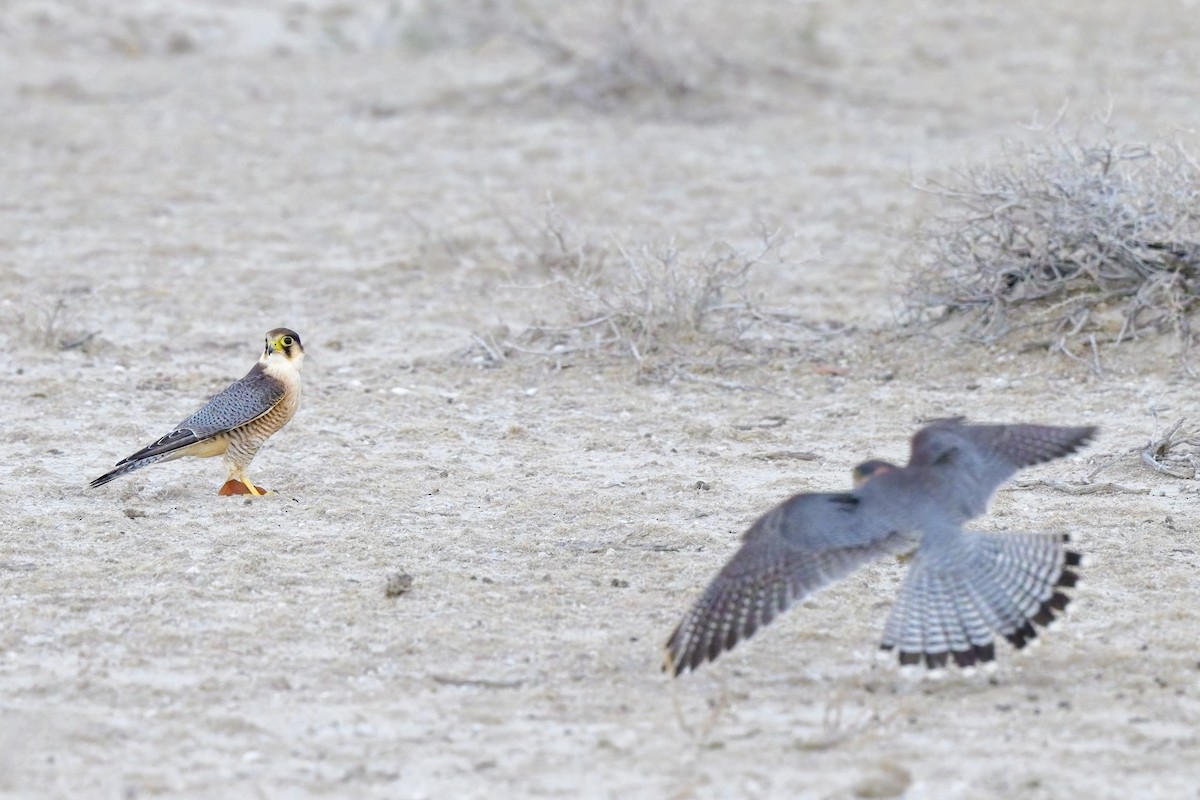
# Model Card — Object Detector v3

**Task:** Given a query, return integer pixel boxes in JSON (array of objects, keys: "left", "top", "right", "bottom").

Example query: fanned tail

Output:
[{"left": 880, "top": 532, "right": 1079, "bottom": 668}]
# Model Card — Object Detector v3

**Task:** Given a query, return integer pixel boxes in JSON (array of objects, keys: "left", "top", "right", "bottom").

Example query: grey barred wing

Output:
[
  {"left": 907, "top": 421, "right": 1096, "bottom": 517},
  {"left": 665, "top": 490, "right": 906, "bottom": 674},
  {"left": 177, "top": 364, "right": 285, "bottom": 438},
  {"left": 116, "top": 365, "right": 285, "bottom": 464}
]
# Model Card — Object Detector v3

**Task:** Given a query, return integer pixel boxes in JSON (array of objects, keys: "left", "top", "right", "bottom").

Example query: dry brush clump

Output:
[
  {"left": 504, "top": 1, "right": 726, "bottom": 115},
  {"left": 469, "top": 208, "right": 836, "bottom": 380},
  {"left": 7, "top": 295, "right": 100, "bottom": 353},
  {"left": 398, "top": 0, "right": 824, "bottom": 118},
  {"left": 505, "top": 1, "right": 832, "bottom": 118},
  {"left": 901, "top": 137, "right": 1200, "bottom": 361}
]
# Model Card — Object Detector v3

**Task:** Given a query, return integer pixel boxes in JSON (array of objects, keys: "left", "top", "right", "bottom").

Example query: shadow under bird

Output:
[
  {"left": 90, "top": 328, "right": 305, "bottom": 496},
  {"left": 665, "top": 418, "right": 1096, "bottom": 674}
]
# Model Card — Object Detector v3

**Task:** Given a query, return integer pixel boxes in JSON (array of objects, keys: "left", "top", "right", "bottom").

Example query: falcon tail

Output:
[
  {"left": 89, "top": 453, "right": 170, "bottom": 488},
  {"left": 880, "top": 532, "right": 1079, "bottom": 668}
]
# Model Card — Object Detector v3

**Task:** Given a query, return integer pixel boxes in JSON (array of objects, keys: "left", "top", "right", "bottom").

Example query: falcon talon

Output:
[
  {"left": 664, "top": 418, "right": 1097, "bottom": 675},
  {"left": 90, "top": 329, "right": 304, "bottom": 496}
]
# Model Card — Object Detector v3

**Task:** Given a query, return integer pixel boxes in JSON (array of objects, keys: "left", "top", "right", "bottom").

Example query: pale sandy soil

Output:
[{"left": 2, "top": 2, "right": 1199, "bottom": 798}]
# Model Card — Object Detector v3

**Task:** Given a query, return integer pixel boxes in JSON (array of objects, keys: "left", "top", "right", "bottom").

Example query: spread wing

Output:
[
  {"left": 665, "top": 490, "right": 911, "bottom": 674},
  {"left": 907, "top": 420, "right": 1097, "bottom": 518},
  {"left": 111, "top": 363, "right": 285, "bottom": 465}
]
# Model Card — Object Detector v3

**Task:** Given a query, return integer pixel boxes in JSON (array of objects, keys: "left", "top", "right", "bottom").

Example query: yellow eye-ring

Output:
[{"left": 281, "top": 336, "right": 294, "bottom": 347}]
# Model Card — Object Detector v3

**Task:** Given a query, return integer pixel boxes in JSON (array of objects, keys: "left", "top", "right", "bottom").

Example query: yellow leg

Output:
[{"left": 242, "top": 478, "right": 262, "bottom": 496}]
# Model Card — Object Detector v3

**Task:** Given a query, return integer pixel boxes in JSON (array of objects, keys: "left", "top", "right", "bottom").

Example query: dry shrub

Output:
[
  {"left": 901, "top": 135, "right": 1200, "bottom": 361},
  {"left": 506, "top": 1, "right": 724, "bottom": 114},
  {"left": 399, "top": 0, "right": 824, "bottom": 119},
  {"left": 392, "top": 0, "right": 513, "bottom": 53},
  {"left": 385, "top": 0, "right": 717, "bottom": 105},
  {"left": 470, "top": 207, "right": 835, "bottom": 380},
  {"left": 506, "top": 1, "right": 832, "bottom": 118},
  {"left": 9, "top": 296, "right": 99, "bottom": 352}
]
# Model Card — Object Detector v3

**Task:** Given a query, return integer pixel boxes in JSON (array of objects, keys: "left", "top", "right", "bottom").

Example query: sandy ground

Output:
[{"left": 2, "top": 2, "right": 1200, "bottom": 798}]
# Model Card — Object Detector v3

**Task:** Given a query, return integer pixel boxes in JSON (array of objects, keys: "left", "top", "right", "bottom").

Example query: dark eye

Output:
[{"left": 282, "top": 336, "right": 294, "bottom": 347}]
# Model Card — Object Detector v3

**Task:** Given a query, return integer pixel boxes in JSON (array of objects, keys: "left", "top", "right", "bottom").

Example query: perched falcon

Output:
[
  {"left": 665, "top": 419, "right": 1096, "bottom": 673},
  {"left": 90, "top": 328, "right": 305, "bottom": 496}
]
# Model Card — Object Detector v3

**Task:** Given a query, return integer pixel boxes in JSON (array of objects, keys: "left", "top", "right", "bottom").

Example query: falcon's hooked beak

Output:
[{"left": 852, "top": 459, "right": 897, "bottom": 487}]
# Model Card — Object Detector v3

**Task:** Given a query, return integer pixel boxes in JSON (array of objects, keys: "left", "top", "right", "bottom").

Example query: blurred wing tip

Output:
[{"left": 1070, "top": 424, "right": 1100, "bottom": 449}]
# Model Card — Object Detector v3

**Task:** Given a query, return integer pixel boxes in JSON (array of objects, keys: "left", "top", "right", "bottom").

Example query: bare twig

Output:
[
  {"left": 1011, "top": 478, "right": 1146, "bottom": 495},
  {"left": 429, "top": 674, "right": 525, "bottom": 689},
  {"left": 664, "top": 651, "right": 731, "bottom": 744},
  {"left": 1139, "top": 417, "right": 1199, "bottom": 478},
  {"left": 753, "top": 450, "right": 820, "bottom": 461},
  {"left": 470, "top": 333, "right": 506, "bottom": 364}
]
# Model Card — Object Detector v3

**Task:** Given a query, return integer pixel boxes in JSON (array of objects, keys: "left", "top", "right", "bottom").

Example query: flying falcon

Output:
[
  {"left": 90, "top": 328, "right": 305, "bottom": 496},
  {"left": 665, "top": 419, "right": 1096, "bottom": 673}
]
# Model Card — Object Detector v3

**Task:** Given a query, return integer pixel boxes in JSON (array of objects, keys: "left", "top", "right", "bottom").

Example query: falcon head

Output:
[
  {"left": 264, "top": 328, "right": 305, "bottom": 365},
  {"left": 851, "top": 459, "right": 896, "bottom": 487}
]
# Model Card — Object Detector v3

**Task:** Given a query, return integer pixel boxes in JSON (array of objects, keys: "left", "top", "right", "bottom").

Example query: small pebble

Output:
[{"left": 385, "top": 572, "right": 414, "bottom": 597}]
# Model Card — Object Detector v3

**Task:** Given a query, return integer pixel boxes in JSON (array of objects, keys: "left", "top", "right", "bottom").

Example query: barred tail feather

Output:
[
  {"left": 89, "top": 453, "right": 168, "bottom": 488},
  {"left": 881, "top": 532, "right": 1078, "bottom": 668}
]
